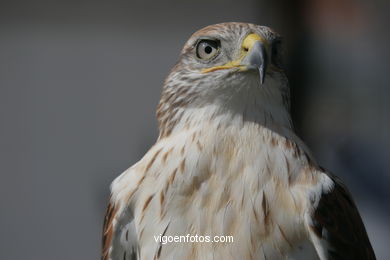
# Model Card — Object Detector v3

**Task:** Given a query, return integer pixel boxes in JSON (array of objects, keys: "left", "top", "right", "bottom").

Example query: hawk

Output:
[{"left": 102, "top": 23, "right": 376, "bottom": 260}]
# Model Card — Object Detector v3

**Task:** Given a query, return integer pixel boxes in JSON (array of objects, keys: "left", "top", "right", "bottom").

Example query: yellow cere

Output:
[
  {"left": 202, "top": 33, "right": 268, "bottom": 74},
  {"left": 241, "top": 33, "right": 267, "bottom": 53}
]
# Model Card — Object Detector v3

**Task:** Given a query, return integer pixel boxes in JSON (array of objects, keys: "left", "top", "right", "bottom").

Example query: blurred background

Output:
[{"left": 0, "top": 0, "right": 389, "bottom": 259}]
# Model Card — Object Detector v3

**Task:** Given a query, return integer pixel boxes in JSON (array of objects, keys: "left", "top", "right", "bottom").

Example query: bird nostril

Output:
[{"left": 243, "top": 47, "right": 249, "bottom": 52}]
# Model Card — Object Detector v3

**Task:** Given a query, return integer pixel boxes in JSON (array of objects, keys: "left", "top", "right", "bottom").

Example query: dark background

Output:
[{"left": 0, "top": 0, "right": 389, "bottom": 259}]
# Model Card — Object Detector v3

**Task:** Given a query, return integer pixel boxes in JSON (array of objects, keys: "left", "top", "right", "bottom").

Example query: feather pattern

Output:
[
  {"left": 102, "top": 23, "right": 375, "bottom": 260},
  {"left": 306, "top": 173, "right": 376, "bottom": 260}
]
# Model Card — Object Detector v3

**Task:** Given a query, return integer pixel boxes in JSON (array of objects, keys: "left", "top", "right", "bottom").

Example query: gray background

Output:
[{"left": 0, "top": 0, "right": 389, "bottom": 259}]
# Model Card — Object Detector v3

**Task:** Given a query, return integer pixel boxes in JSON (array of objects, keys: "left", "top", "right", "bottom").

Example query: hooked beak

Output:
[
  {"left": 201, "top": 33, "right": 269, "bottom": 84},
  {"left": 241, "top": 40, "right": 268, "bottom": 84}
]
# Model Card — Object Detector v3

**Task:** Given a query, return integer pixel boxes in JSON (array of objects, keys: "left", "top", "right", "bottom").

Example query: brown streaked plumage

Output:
[
  {"left": 102, "top": 22, "right": 375, "bottom": 260},
  {"left": 102, "top": 201, "right": 116, "bottom": 260}
]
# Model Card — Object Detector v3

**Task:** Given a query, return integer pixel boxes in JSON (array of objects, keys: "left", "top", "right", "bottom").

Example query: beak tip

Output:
[{"left": 259, "top": 67, "right": 265, "bottom": 85}]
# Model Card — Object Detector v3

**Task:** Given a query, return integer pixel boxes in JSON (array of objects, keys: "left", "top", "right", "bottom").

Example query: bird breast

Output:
[{"left": 112, "top": 121, "right": 322, "bottom": 259}]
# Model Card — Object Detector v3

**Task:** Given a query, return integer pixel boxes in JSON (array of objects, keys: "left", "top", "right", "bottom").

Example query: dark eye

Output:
[
  {"left": 271, "top": 39, "right": 283, "bottom": 68},
  {"left": 196, "top": 39, "right": 220, "bottom": 60}
]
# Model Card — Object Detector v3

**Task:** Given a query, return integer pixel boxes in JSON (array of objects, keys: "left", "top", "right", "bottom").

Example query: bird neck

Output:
[{"left": 157, "top": 91, "right": 293, "bottom": 140}]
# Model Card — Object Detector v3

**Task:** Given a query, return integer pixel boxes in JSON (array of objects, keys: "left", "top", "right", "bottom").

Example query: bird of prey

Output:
[{"left": 102, "top": 23, "right": 376, "bottom": 260}]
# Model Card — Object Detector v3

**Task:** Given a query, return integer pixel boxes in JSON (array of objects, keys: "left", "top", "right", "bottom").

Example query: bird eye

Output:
[
  {"left": 271, "top": 39, "right": 283, "bottom": 69},
  {"left": 196, "top": 40, "right": 220, "bottom": 60}
]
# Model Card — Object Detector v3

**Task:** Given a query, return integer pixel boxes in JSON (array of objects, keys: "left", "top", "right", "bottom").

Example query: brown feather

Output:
[
  {"left": 311, "top": 173, "right": 376, "bottom": 259},
  {"left": 102, "top": 200, "right": 116, "bottom": 260}
]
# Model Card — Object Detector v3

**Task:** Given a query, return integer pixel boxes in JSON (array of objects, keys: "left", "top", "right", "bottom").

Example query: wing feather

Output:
[
  {"left": 102, "top": 198, "right": 138, "bottom": 260},
  {"left": 308, "top": 173, "right": 376, "bottom": 260},
  {"left": 102, "top": 200, "right": 116, "bottom": 260}
]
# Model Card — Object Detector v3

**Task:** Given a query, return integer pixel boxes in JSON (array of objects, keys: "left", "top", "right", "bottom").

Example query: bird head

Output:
[
  {"left": 182, "top": 23, "right": 283, "bottom": 82},
  {"left": 157, "top": 23, "right": 291, "bottom": 138}
]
